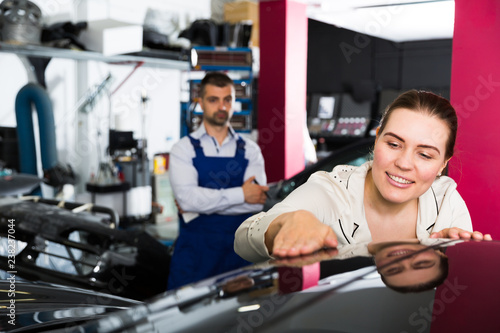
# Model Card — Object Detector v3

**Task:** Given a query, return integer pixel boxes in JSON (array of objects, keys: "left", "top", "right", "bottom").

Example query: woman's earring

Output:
[{"left": 438, "top": 172, "right": 442, "bottom": 177}]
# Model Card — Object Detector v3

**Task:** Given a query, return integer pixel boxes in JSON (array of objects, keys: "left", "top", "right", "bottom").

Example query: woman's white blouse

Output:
[{"left": 234, "top": 161, "right": 472, "bottom": 263}]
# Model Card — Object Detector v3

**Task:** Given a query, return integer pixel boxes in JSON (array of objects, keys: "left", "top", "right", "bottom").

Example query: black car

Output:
[
  {"left": 265, "top": 137, "right": 375, "bottom": 210},
  {"left": 0, "top": 197, "right": 171, "bottom": 302},
  {"left": 0, "top": 279, "right": 141, "bottom": 332},
  {"left": 2, "top": 238, "right": 500, "bottom": 332}
]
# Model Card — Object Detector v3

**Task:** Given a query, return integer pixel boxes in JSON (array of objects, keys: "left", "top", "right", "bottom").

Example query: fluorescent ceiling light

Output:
[{"left": 305, "top": 0, "right": 455, "bottom": 42}]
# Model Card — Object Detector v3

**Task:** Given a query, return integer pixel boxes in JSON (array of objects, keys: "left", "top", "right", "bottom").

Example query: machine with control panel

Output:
[{"left": 308, "top": 93, "right": 376, "bottom": 141}]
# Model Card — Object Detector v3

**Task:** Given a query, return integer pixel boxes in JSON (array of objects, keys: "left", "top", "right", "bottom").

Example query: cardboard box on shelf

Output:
[
  {"left": 224, "top": 1, "right": 258, "bottom": 23},
  {"left": 250, "top": 23, "right": 259, "bottom": 47},
  {"left": 79, "top": 19, "right": 143, "bottom": 56},
  {"left": 224, "top": 0, "right": 259, "bottom": 47}
]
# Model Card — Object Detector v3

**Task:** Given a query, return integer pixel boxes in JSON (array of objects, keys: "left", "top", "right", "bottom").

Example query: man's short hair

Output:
[{"left": 199, "top": 72, "right": 234, "bottom": 98}]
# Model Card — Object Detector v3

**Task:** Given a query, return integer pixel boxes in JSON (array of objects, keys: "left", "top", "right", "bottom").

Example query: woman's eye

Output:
[
  {"left": 419, "top": 153, "right": 432, "bottom": 160},
  {"left": 384, "top": 266, "right": 403, "bottom": 276},
  {"left": 415, "top": 261, "right": 435, "bottom": 269},
  {"left": 387, "top": 142, "right": 399, "bottom": 148}
]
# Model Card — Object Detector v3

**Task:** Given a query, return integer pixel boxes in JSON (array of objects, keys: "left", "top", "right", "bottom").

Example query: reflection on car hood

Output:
[
  {"left": 25, "top": 238, "right": 498, "bottom": 333},
  {"left": 0, "top": 280, "right": 140, "bottom": 332}
]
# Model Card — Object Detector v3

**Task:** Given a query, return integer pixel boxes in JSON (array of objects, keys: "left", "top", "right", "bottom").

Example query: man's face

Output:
[{"left": 199, "top": 84, "right": 235, "bottom": 127}]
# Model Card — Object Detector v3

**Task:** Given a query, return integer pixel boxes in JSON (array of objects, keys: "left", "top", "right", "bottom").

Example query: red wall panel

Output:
[
  {"left": 258, "top": 0, "right": 307, "bottom": 182},
  {"left": 449, "top": 0, "right": 500, "bottom": 237}
]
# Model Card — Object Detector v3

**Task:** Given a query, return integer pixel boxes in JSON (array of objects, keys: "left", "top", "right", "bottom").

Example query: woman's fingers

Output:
[
  {"left": 430, "top": 228, "right": 493, "bottom": 241},
  {"left": 271, "top": 214, "right": 338, "bottom": 258}
]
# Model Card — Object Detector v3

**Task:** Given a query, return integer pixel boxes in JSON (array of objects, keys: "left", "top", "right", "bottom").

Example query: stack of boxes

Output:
[{"left": 224, "top": 0, "right": 259, "bottom": 47}]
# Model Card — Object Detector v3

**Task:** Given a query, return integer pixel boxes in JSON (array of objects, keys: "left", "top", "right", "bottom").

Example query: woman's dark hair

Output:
[
  {"left": 199, "top": 71, "right": 234, "bottom": 98},
  {"left": 378, "top": 90, "right": 458, "bottom": 160}
]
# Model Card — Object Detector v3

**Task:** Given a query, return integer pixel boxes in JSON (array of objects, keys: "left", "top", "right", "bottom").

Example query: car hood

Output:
[
  {"left": 36, "top": 238, "right": 500, "bottom": 333},
  {"left": 0, "top": 280, "right": 140, "bottom": 332}
]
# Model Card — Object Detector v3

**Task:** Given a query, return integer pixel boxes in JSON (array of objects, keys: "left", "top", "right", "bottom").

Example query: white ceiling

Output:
[{"left": 302, "top": 0, "right": 455, "bottom": 42}]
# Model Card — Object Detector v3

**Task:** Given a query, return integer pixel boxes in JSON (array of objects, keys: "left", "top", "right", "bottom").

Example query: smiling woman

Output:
[{"left": 235, "top": 90, "right": 492, "bottom": 263}]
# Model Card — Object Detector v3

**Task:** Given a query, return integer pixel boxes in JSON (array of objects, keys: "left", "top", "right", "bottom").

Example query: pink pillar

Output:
[
  {"left": 258, "top": 0, "right": 307, "bottom": 182},
  {"left": 449, "top": 0, "right": 500, "bottom": 238}
]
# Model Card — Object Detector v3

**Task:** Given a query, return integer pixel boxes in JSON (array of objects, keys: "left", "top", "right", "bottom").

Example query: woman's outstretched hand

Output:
[
  {"left": 265, "top": 210, "right": 338, "bottom": 258},
  {"left": 430, "top": 227, "right": 492, "bottom": 241}
]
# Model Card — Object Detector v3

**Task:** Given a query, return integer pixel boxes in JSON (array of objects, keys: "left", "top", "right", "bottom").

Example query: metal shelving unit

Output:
[{"left": 0, "top": 42, "right": 190, "bottom": 70}]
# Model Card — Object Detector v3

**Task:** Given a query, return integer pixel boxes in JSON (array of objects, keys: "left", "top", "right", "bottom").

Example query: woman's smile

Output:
[
  {"left": 386, "top": 172, "right": 414, "bottom": 186},
  {"left": 387, "top": 249, "right": 415, "bottom": 257}
]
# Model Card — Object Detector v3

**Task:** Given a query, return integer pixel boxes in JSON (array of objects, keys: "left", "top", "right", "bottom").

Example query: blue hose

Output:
[{"left": 15, "top": 83, "right": 58, "bottom": 176}]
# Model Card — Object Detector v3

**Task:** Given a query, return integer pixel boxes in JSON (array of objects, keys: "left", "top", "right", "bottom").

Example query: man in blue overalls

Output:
[{"left": 168, "top": 72, "right": 268, "bottom": 290}]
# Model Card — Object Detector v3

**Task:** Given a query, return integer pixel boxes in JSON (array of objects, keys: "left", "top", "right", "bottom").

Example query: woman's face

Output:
[
  {"left": 371, "top": 242, "right": 444, "bottom": 288},
  {"left": 371, "top": 108, "right": 450, "bottom": 204}
]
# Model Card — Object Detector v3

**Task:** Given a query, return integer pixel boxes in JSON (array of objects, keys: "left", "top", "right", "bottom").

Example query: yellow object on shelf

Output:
[{"left": 154, "top": 155, "right": 167, "bottom": 174}]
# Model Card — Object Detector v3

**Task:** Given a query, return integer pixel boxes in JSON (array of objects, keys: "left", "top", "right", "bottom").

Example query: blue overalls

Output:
[{"left": 167, "top": 135, "right": 253, "bottom": 290}]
